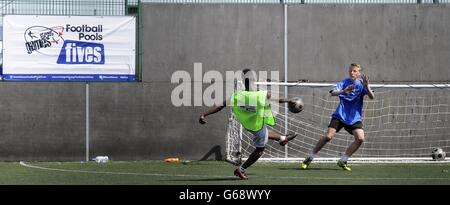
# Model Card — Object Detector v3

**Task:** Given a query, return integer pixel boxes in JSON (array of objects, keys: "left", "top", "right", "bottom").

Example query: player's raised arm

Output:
[
  {"left": 330, "top": 85, "right": 354, "bottom": 96},
  {"left": 266, "top": 91, "right": 293, "bottom": 104},
  {"left": 361, "top": 73, "right": 375, "bottom": 99},
  {"left": 199, "top": 100, "right": 228, "bottom": 124}
]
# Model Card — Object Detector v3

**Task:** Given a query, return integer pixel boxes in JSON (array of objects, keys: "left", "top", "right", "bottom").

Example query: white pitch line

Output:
[
  {"left": 19, "top": 161, "right": 235, "bottom": 179},
  {"left": 19, "top": 161, "right": 450, "bottom": 181}
]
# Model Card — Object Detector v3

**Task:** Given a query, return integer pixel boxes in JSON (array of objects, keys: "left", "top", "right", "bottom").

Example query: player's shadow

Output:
[
  {"left": 278, "top": 167, "right": 340, "bottom": 171},
  {"left": 182, "top": 145, "right": 223, "bottom": 165},
  {"left": 200, "top": 145, "right": 223, "bottom": 161},
  {"left": 164, "top": 173, "right": 257, "bottom": 182},
  {"left": 163, "top": 177, "right": 241, "bottom": 182}
]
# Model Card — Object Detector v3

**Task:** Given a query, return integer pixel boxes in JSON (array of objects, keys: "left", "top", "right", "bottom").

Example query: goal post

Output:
[{"left": 226, "top": 81, "right": 450, "bottom": 164}]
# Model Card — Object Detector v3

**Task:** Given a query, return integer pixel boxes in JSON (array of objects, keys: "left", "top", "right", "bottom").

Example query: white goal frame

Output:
[{"left": 226, "top": 82, "right": 450, "bottom": 164}]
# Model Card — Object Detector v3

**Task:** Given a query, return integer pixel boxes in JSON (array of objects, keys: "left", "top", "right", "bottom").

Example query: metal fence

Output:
[
  {"left": 0, "top": 0, "right": 140, "bottom": 16},
  {"left": 141, "top": 0, "right": 447, "bottom": 3}
]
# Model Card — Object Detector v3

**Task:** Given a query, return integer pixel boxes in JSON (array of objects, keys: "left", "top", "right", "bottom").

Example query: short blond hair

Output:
[{"left": 349, "top": 63, "right": 363, "bottom": 70}]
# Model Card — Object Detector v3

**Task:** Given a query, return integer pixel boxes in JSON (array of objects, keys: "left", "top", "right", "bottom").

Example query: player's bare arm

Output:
[
  {"left": 330, "top": 85, "right": 354, "bottom": 96},
  {"left": 199, "top": 100, "right": 227, "bottom": 124},
  {"left": 267, "top": 91, "right": 294, "bottom": 104}
]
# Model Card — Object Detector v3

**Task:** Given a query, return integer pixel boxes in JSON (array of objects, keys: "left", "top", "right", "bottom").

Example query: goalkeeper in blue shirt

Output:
[{"left": 300, "top": 63, "right": 375, "bottom": 171}]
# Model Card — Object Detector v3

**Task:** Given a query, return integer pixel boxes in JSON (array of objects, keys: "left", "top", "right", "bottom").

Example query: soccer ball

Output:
[
  {"left": 288, "top": 97, "right": 304, "bottom": 113},
  {"left": 431, "top": 148, "right": 446, "bottom": 161}
]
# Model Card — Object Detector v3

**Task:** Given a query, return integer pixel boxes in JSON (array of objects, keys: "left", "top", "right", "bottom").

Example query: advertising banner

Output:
[{"left": 2, "top": 15, "right": 136, "bottom": 81}]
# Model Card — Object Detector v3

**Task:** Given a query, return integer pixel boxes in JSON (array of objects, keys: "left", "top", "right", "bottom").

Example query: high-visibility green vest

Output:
[{"left": 231, "top": 90, "right": 275, "bottom": 132}]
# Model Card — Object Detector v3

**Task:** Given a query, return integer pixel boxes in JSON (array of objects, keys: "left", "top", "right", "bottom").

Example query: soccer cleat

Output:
[
  {"left": 234, "top": 168, "right": 248, "bottom": 180},
  {"left": 300, "top": 157, "right": 313, "bottom": 170},
  {"left": 280, "top": 133, "right": 298, "bottom": 146},
  {"left": 337, "top": 159, "right": 352, "bottom": 171}
]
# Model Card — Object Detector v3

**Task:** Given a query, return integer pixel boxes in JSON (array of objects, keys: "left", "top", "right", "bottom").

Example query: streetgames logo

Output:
[
  {"left": 23, "top": 24, "right": 105, "bottom": 64},
  {"left": 24, "top": 26, "right": 64, "bottom": 54}
]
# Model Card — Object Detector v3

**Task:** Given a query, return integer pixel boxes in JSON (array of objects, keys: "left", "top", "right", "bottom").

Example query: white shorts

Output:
[{"left": 247, "top": 125, "right": 269, "bottom": 148}]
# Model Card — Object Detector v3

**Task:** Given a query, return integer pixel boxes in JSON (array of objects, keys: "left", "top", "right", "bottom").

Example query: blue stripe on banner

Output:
[{"left": 1, "top": 74, "right": 136, "bottom": 82}]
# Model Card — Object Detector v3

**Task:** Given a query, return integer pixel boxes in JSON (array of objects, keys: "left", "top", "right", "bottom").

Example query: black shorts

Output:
[{"left": 328, "top": 118, "right": 363, "bottom": 135}]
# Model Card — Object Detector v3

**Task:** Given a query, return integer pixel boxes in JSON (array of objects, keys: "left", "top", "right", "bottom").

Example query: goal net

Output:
[{"left": 226, "top": 82, "right": 450, "bottom": 163}]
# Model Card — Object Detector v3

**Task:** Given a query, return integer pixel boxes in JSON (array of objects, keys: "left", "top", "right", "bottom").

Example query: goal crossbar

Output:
[{"left": 256, "top": 82, "right": 450, "bottom": 88}]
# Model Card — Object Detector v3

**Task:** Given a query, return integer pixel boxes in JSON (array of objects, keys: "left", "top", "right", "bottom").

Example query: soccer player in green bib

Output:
[{"left": 199, "top": 69, "right": 297, "bottom": 180}]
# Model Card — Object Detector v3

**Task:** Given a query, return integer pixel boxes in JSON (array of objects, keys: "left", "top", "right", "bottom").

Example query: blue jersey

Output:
[{"left": 331, "top": 78, "right": 368, "bottom": 125}]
